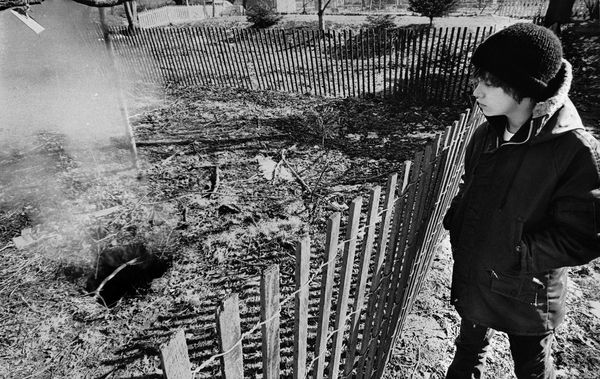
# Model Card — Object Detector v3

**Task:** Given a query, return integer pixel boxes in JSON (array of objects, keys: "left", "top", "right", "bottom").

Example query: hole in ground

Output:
[{"left": 86, "top": 242, "right": 170, "bottom": 307}]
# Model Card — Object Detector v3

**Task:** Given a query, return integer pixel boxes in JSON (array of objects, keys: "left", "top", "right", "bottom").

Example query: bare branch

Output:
[
  {"left": 0, "top": 0, "right": 42, "bottom": 11},
  {"left": 321, "top": 0, "right": 333, "bottom": 11},
  {"left": 1, "top": 0, "right": 129, "bottom": 10},
  {"left": 91, "top": 257, "right": 141, "bottom": 304}
]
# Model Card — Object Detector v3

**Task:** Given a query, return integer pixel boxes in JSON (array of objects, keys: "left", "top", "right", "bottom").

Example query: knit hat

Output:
[{"left": 471, "top": 23, "right": 563, "bottom": 100}]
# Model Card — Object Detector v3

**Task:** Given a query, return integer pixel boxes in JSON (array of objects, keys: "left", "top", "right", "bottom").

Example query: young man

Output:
[{"left": 442, "top": 23, "right": 600, "bottom": 378}]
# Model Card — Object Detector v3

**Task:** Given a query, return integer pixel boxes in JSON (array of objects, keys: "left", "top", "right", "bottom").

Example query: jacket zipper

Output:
[
  {"left": 499, "top": 148, "right": 528, "bottom": 210},
  {"left": 497, "top": 120, "right": 534, "bottom": 210}
]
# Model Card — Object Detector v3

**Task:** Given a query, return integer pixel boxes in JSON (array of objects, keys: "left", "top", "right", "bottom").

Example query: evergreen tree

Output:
[{"left": 408, "top": 0, "right": 459, "bottom": 26}]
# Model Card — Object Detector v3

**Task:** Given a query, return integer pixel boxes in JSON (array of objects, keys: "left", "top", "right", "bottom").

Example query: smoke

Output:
[
  {"left": 0, "top": 0, "right": 145, "bottom": 247},
  {"left": 0, "top": 0, "right": 131, "bottom": 158}
]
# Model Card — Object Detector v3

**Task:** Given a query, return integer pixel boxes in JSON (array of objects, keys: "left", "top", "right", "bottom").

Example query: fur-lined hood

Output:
[{"left": 530, "top": 59, "right": 584, "bottom": 144}]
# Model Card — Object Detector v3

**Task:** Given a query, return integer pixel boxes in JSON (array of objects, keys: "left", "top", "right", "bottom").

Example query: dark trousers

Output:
[{"left": 446, "top": 319, "right": 555, "bottom": 379}]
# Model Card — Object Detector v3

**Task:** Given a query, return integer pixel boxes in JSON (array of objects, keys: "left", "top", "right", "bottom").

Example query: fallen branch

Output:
[
  {"left": 272, "top": 158, "right": 283, "bottom": 184},
  {"left": 91, "top": 257, "right": 141, "bottom": 305},
  {"left": 207, "top": 166, "right": 220, "bottom": 199},
  {"left": 281, "top": 151, "right": 310, "bottom": 193},
  {"left": 89, "top": 206, "right": 120, "bottom": 218},
  {"left": 136, "top": 134, "right": 289, "bottom": 147},
  {"left": 136, "top": 139, "right": 192, "bottom": 146},
  {"left": 310, "top": 160, "right": 330, "bottom": 201},
  {"left": 0, "top": 242, "right": 14, "bottom": 253}
]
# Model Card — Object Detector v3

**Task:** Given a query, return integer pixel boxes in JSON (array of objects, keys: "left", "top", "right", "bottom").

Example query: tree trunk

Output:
[
  {"left": 318, "top": 9, "right": 324, "bottom": 30},
  {"left": 317, "top": 0, "right": 324, "bottom": 30},
  {"left": 316, "top": 0, "right": 333, "bottom": 30},
  {"left": 544, "top": 0, "right": 575, "bottom": 25},
  {"left": 123, "top": 0, "right": 138, "bottom": 32}
]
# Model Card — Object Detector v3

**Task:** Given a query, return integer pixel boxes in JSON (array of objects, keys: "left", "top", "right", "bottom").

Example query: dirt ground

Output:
[{"left": 0, "top": 20, "right": 598, "bottom": 379}]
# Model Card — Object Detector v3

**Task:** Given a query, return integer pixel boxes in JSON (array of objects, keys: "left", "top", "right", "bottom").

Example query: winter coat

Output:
[{"left": 443, "top": 60, "right": 600, "bottom": 335}]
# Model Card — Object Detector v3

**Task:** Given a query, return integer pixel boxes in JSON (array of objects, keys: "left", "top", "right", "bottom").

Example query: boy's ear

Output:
[{"left": 520, "top": 98, "right": 537, "bottom": 113}]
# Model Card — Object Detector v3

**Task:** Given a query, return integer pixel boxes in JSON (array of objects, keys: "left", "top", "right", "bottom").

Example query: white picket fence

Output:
[{"left": 137, "top": 3, "right": 243, "bottom": 28}]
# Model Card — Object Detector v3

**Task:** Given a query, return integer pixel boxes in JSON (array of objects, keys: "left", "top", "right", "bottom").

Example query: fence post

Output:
[
  {"left": 216, "top": 293, "right": 244, "bottom": 379},
  {"left": 313, "top": 212, "right": 341, "bottom": 379},
  {"left": 261, "top": 264, "right": 281, "bottom": 379},
  {"left": 328, "top": 197, "right": 363, "bottom": 379},
  {"left": 160, "top": 329, "right": 192, "bottom": 379},
  {"left": 293, "top": 237, "right": 310, "bottom": 379}
]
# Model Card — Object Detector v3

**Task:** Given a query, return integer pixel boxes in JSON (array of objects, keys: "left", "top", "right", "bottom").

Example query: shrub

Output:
[
  {"left": 364, "top": 14, "right": 397, "bottom": 30},
  {"left": 246, "top": 2, "right": 282, "bottom": 28}
]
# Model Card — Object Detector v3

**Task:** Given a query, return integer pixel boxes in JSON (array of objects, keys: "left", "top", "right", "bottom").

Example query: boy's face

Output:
[{"left": 472, "top": 79, "right": 522, "bottom": 118}]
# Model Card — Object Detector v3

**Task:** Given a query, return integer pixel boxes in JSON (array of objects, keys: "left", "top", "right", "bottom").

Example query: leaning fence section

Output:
[
  {"left": 157, "top": 107, "right": 485, "bottom": 378},
  {"left": 105, "top": 26, "right": 494, "bottom": 104}
]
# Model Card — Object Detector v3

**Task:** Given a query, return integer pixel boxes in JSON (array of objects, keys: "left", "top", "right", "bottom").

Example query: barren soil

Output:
[{"left": 0, "top": 21, "right": 598, "bottom": 379}]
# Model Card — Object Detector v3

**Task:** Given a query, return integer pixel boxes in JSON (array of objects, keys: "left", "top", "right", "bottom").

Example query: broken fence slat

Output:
[
  {"left": 329, "top": 196, "right": 363, "bottom": 379},
  {"left": 216, "top": 293, "right": 244, "bottom": 379},
  {"left": 294, "top": 237, "right": 310, "bottom": 379},
  {"left": 261, "top": 264, "right": 281, "bottom": 379},
  {"left": 313, "top": 212, "right": 341, "bottom": 379},
  {"left": 160, "top": 329, "right": 192, "bottom": 379}
]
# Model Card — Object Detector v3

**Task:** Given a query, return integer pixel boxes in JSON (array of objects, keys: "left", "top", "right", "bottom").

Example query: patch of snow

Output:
[{"left": 255, "top": 155, "right": 293, "bottom": 181}]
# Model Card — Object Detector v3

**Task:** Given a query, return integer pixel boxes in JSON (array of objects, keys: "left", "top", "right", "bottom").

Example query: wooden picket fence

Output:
[
  {"left": 157, "top": 107, "right": 484, "bottom": 378},
  {"left": 461, "top": 0, "right": 592, "bottom": 18},
  {"left": 305, "top": 0, "right": 591, "bottom": 19},
  {"left": 137, "top": 3, "right": 244, "bottom": 28},
  {"left": 103, "top": 25, "right": 494, "bottom": 104}
]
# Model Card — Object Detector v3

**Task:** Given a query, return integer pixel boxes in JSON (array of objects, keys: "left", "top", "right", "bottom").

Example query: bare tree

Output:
[{"left": 317, "top": 0, "right": 333, "bottom": 30}]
